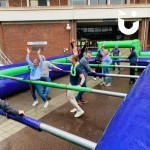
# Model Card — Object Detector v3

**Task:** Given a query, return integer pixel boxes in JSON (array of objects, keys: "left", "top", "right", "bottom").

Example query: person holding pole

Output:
[
  {"left": 125, "top": 46, "right": 138, "bottom": 84},
  {"left": 67, "top": 55, "right": 85, "bottom": 118},
  {"left": 100, "top": 49, "right": 112, "bottom": 87},
  {"left": 0, "top": 99, "right": 24, "bottom": 116},
  {"left": 111, "top": 45, "right": 121, "bottom": 74},
  {"left": 76, "top": 50, "right": 95, "bottom": 105},
  {"left": 26, "top": 48, "right": 49, "bottom": 108},
  {"left": 40, "top": 55, "right": 62, "bottom": 100},
  {"left": 93, "top": 45, "right": 104, "bottom": 81}
]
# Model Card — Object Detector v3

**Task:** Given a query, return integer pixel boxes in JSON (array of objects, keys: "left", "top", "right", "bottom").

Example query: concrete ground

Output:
[{"left": 0, "top": 67, "right": 136, "bottom": 150}]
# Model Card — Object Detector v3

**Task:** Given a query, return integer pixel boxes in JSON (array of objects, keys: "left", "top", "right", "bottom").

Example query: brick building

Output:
[{"left": 0, "top": 0, "right": 149, "bottom": 63}]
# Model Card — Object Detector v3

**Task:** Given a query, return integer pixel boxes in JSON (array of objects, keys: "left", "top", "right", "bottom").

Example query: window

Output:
[
  {"left": 77, "top": 25, "right": 125, "bottom": 48},
  {"left": 95, "top": 27, "right": 101, "bottom": 32},
  {"left": 90, "top": 0, "right": 98, "bottom": 5},
  {"left": 110, "top": 0, "right": 126, "bottom": 4},
  {"left": 88, "top": 28, "right": 95, "bottom": 32},
  {"left": 99, "top": 0, "right": 107, "bottom": 4},
  {"left": 90, "top": 0, "right": 107, "bottom": 5},
  {"left": 80, "top": 28, "right": 88, "bottom": 32},
  {"left": 70, "top": 0, "right": 87, "bottom": 5},
  {"left": 109, "top": 27, "right": 113, "bottom": 31},
  {"left": 30, "top": 0, "right": 38, "bottom": 6},
  {"left": 38, "top": 0, "right": 47, "bottom": 6},
  {"left": 101, "top": 27, "right": 109, "bottom": 32},
  {"left": 0, "top": 0, "right": 7, "bottom": 7}
]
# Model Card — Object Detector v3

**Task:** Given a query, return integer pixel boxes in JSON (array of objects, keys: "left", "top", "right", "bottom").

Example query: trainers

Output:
[
  {"left": 106, "top": 83, "right": 111, "bottom": 87},
  {"left": 101, "top": 82, "right": 106, "bottom": 86},
  {"left": 70, "top": 108, "right": 77, "bottom": 113},
  {"left": 32, "top": 100, "right": 38, "bottom": 106},
  {"left": 44, "top": 101, "right": 49, "bottom": 108},
  {"left": 74, "top": 110, "right": 84, "bottom": 118},
  {"left": 93, "top": 77, "right": 97, "bottom": 81},
  {"left": 80, "top": 100, "right": 88, "bottom": 104},
  {"left": 46, "top": 95, "right": 51, "bottom": 100}
]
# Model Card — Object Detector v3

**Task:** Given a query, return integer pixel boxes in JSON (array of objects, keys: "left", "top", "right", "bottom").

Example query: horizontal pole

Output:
[
  {"left": 52, "top": 62, "right": 146, "bottom": 69},
  {"left": 95, "top": 73, "right": 139, "bottom": 79},
  {"left": 40, "top": 123, "right": 97, "bottom": 150},
  {"left": 110, "top": 65, "right": 146, "bottom": 69},
  {"left": 51, "top": 70, "right": 140, "bottom": 79},
  {"left": 0, "top": 75, "right": 127, "bottom": 98},
  {"left": 0, "top": 109, "right": 96, "bottom": 150},
  {"left": 91, "top": 89, "right": 127, "bottom": 98},
  {"left": 66, "top": 56, "right": 150, "bottom": 60},
  {"left": 0, "top": 109, "right": 41, "bottom": 131}
]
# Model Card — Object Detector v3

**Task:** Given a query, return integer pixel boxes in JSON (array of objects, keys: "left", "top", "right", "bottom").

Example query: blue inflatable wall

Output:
[
  {"left": 0, "top": 54, "right": 71, "bottom": 99},
  {"left": 95, "top": 64, "right": 150, "bottom": 150}
]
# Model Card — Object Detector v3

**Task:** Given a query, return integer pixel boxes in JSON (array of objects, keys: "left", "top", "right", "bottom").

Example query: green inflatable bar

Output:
[
  {"left": 0, "top": 57, "right": 70, "bottom": 77},
  {"left": 0, "top": 66, "right": 29, "bottom": 77},
  {"left": 97, "top": 39, "right": 141, "bottom": 56},
  {"left": 140, "top": 51, "right": 150, "bottom": 57}
]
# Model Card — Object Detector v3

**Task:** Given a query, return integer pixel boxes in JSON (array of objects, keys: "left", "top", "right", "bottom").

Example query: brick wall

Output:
[
  {"left": 9, "top": 0, "right": 27, "bottom": 7},
  {"left": 0, "top": 26, "right": 4, "bottom": 50},
  {"left": 0, "top": 23, "right": 73, "bottom": 63},
  {"left": 130, "top": 0, "right": 148, "bottom": 3},
  {"left": 130, "top": 0, "right": 134, "bottom": 3},
  {"left": 50, "top": 0, "right": 68, "bottom": 6},
  {"left": 136, "top": 0, "right": 146, "bottom": 3}
]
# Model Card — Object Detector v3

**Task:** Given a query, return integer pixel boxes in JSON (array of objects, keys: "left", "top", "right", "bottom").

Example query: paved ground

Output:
[{"left": 0, "top": 68, "right": 136, "bottom": 150}]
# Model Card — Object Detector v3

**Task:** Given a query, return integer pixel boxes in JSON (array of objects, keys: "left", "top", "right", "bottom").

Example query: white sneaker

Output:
[
  {"left": 93, "top": 77, "right": 97, "bottom": 81},
  {"left": 74, "top": 110, "right": 84, "bottom": 118},
  {"left": 70, "top": 108, "right": 77, "bottom": 113},
  {"left": 106, "top": 83, "right": 111, "bottom": 87},
  {"left": 101, "top": 82, "right": 106, "bottom": 86},
  {"left": 32, "top": 100, "right": 38, "bottom": 106},
  {"left": 44, "top": 101, "right": 49, "bottom": 108}
]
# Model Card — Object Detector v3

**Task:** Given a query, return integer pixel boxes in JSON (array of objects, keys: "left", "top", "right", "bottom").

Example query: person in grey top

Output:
[
  {"left": 76, "top": 50, "right": 95, "bottom": 105},
  {"left": 111, "top": 45, "right": 121, "bottom": 73},
  {"left": 0, "top": 99, "right": 24, "bottom": 116},
  {"left": 41, "top": 55, "right": 62, "bottom": 100}
]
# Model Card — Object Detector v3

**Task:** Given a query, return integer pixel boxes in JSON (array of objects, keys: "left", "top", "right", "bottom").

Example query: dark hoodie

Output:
[{"left": 128, "top": 46, "right": 138, "bottom": 64}]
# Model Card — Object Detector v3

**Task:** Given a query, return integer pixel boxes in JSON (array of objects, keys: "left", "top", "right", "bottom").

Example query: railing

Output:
[{"left": 0, "top": 50, "right": 12, "bottom": 65}]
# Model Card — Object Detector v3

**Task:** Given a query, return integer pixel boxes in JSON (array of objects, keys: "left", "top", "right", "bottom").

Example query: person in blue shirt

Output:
[
  {"left": 111, "top": 45, "right": 121, "bottom": 73},
  {"left": 67, "top": 55, "right": 85, "bottom": 118},
  {"left": 26, "top": 48, "right": 49, "bottom": 108},
  {"left": 125, "top": 46, "right": 138, "bottom": 84},
  {"left": 100, "top": 49, "right": 112, "bottom": 87}
]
